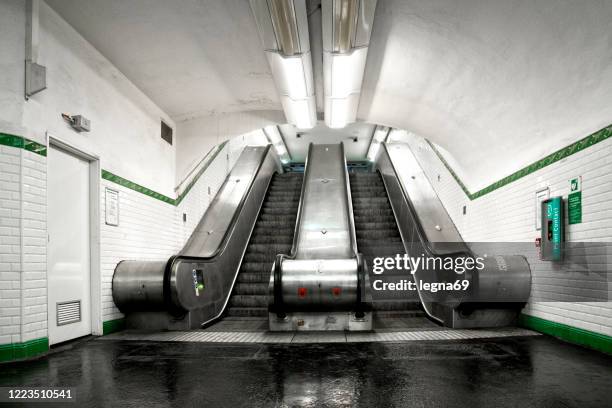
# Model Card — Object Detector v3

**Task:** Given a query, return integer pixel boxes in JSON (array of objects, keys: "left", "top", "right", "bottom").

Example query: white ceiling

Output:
[
  {"left": 359, "top": 0, "right": 612, "bottom": 189},
  {"left": 46, "top": 0, "right": 612, "bottom": 189},
  {"left": 45, "top": 0, "right": 280, "bottom": 121}
]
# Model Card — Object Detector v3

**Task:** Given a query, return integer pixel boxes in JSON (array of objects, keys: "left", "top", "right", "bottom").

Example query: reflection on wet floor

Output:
[{"left": 1, "top": 336, "right": 611, "bottom": 407}]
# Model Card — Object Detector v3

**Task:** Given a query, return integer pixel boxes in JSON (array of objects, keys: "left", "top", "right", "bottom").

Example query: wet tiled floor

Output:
[{"left": 1, "top": 335, "right": 611, "bottom": 407}]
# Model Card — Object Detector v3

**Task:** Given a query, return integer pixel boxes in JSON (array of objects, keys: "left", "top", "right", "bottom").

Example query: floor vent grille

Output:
[{"left": 57, "top": 300, "right": 81, "bottom": 326}]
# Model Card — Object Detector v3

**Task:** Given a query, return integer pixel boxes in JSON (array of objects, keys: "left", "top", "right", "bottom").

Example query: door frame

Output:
[{"left": 46, "top": 134, "right": 102, "bottom": 336}]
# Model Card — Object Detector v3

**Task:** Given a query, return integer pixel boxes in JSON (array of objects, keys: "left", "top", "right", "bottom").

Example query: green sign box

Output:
[{"left": 568, "top": 191, "right": 582, "bottom": 224}]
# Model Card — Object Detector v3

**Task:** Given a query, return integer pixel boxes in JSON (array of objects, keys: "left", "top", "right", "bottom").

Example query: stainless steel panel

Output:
[
  {"left": 181, "top": 146, "right": 272, "bottom": 258},
  {"left": 472, "top": 255, "right": 532, "bottom": 303},
  {"left": 112, "top": 260, "right": 167, "bottom": 312},
  {"left": 279, "top": 259, "right": 358, "bottom": 308},
  {"left": 269, "top": 143, "right": 370, "bottom": 331},
  {"left": 383, "top": 143, "right": 466, "bottom": 248},
  {"left": 170, "top": 147, "right": 281, "bottom": 317},
  {"left": 112, "top": 145, "right": 282, "bottom": 326},
  {"left": 294, "top": 144, "right": 354, "bottom": 259}
]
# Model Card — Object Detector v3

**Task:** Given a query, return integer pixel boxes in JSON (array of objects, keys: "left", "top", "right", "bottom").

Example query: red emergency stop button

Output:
[
  {"left": 332, "top": 287, "right": 341, "bottom": 296},
  {"left": 298, "top": 287, "right": 307, "bottom": 298}
]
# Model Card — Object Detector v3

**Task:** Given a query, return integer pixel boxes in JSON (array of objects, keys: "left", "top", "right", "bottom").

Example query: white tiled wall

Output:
[
  {"left": 0, "top": 146, "right": 47, "bottom": 344},
  {"left": 403, "top": 133, "right": 612, "bottom": 336},
  {"left": 0, "top": 145, "right": 22, "bottom": 345},
  {"left": 1, "top": 135, "right": 267, "bottom": 345},
  {"left": 20, "top": 150, "right": 47, "bottom": 342}
]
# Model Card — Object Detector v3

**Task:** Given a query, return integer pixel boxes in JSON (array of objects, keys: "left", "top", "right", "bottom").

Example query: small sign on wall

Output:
[
  {"left": 568, "top": 176, "right": 582, "bottom": 225},
  {"left": 105, "top": 188, "right": 119, "bottom": 226}
]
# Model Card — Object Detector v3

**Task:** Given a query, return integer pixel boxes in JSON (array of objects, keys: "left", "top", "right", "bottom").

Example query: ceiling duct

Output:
[
  {"left": 322, "top": 0, "right": 377, "bottom": 128},
  {"left": 251, "top": 0, "right": 317, "bottom": 129}
]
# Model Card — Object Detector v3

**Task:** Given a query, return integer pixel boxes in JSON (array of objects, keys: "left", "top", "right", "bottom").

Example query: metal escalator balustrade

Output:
[
  {"left": 112, "top": 145, "right": 285, "bottom": 330},
  {"left": 349, "top": 171, "right": 421, "bottom": 312},
  {"left": 373, "top": 142, "right": 532, "bottom": 328},
  {"left": 227, "top": 172, "right": 303, "bottom": 317},
  {"left": 268, "top": 143, "right": 373, "bottom": 331}
]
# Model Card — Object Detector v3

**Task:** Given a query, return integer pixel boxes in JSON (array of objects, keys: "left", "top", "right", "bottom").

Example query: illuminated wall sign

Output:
[{"left": 568, "top": 176, "right": 582, "bottom": 225}]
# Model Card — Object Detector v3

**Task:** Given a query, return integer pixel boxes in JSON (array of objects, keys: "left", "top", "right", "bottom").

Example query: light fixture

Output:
[
  {"left": 366, "top": 125, "right": 390, "bottom": 161},
  {"left": 322, "top": 0, "right": 377, "bottom": 128},
  {"left": 263, "top": 125, "right": 292, "bottom": 163},
  {"left": 250, "top": 0, "right": 317, "bottom": 129}
]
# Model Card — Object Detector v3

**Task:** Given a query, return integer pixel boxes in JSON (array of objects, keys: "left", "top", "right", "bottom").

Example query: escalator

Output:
[
  {"left": 112, "top": 145, "right": 294, "bottom": 330},
  {"left": 371, "top": 142, "right": 532, "bottom": 328},
  {"left": 112, "top": 142, "right": 530, "bottom": 332},
  {"left": 227, "top": 172, "right": 303, "bottom": 318},
  {"left": 349, "top": 171, "right": 421, "bottom": 314}
]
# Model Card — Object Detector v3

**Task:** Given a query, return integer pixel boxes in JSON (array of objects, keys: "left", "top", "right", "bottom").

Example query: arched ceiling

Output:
[
  {"left": 46, "top": 0, "right": 612, "bottom": 189},
  {"left": 359, "top": 0, "right": 612, "bottom": 189},
  {"left": 45, "top": 0, "right": 280, "bottom": 121}
]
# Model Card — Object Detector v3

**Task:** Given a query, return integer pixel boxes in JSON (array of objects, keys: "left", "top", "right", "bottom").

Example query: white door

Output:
[{"left": 47, "top": 145, "right": 91, "bottom": 345}]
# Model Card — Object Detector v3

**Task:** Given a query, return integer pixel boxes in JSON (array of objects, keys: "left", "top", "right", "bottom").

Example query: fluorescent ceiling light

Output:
[
  {"left": 251, "top": 0, "right": 316, "bottom": 129},
  {"left": 266, "top": 52, "right": 313, "bottom": 100},
  {"left": 323, "top": 48, "right": 368, "bottom": 128},
  {"left": 264, "top": 125, "right": 283, "bottom": 144},
  {"left": 366, "top": 142, "right": 380, "bottom": 162},
  {"left": 281, "top": 96, "right": 317, "bottom": 129},
  {"left": 366, "top": 126, "right": 390, "bottom": 161},
  {"left": 268, "top": 0, "right": 301, "bottom": 55},
  {"left": 322, "top": 0, "right": 377, "bottom": 128},
  {"left": 263, "top": 125, "right": 292, "bottom": 162}
]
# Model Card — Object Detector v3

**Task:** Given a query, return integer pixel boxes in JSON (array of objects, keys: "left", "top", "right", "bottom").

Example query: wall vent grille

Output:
[{"left": 57, "top": 300, "right": 81, "bottom": 326}]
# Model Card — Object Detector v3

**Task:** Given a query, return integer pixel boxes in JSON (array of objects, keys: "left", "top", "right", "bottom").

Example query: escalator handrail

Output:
[
  {"left": 178, "top": 144, "right": 277, "bottom": 262},
  {"left": 377, "top": 143, "right": 476, "bottom": 316},
  {"left": 341, "top": 141, "right": 360, "bottom": 259},
  {"left": 285, "top": 142, "right": 312, "bottom": 258},
  {"left": 379, "top": 142, "right": 474, "bottom": 261}
]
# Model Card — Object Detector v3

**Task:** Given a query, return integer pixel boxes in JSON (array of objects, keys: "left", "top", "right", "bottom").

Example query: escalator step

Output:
[
  {"left": 237, "top": 272, "right": 270, "bottom": 283},
  {"left": 226, "top": 172, "right": 302, "bottom": 318},
  {"left": 226, "top": 307, "right": 268, "bottom": 317},
  {"left": 250, "top": 234, "right": 296, "bottom": 244},
  {"left": 259, "top": 214, "right": 297, "bottom": 222},
  {"left": 229, "top": 295, "right": 268, "bottom": 308},
  {"left": 350, "top": 171, "right": 421, "bottom": 313},
  {"left": 252, "top": 227, "right": 294, "bottom": 235},
  {"left": 245, "top": 244, "right": 292, "bottom": 255},
  {"left": 354, "top": 215, "right": 397, "bottom": 223},
  {"left": 233, "top": 283, "right": 268, "bottom": 295},
  {"left": 239, "top": 262, "right": 273, "bottom": 274},
  {"left": 356, "top": 230, "right": 402, "bottom": 240},
  {"left": 261, "top": 207, "right": 300, "bottom": 215},
  {"left": 355, "top": 222, "right": 398, "bottom": 230}
]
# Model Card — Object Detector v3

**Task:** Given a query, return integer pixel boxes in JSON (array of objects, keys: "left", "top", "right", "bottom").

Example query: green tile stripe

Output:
[
  {"left": 519, "top": 314, "right": 612, "bottom": 355},
  {"left": 0, "top": 338, "right": 49, "bottom": 363},
  {"left": 103, "top": 318, "right": 126, "bottom": 335},
  {"left": 427, "top": 124, "right": 612, "bottom": 200},
  {"left": 0, "top": 132, "right": 47, "bottom": 157},
  {"left": 103, "top": 140, "right": 229, "bottom": 206},
  {"left": 102, "top": 170, "right": 176, "bottom": 204}
]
